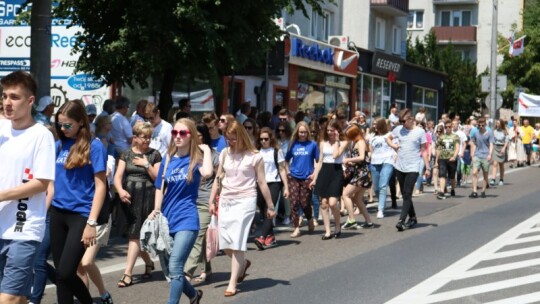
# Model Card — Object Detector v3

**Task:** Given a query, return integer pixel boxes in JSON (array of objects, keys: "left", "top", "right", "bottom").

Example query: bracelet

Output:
[{"left": 153, "top": 210, "right": 161, "bottom": 214}]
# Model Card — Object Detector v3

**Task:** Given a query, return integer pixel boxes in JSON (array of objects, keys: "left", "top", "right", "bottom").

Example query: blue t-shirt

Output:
[
  {"left": 52, "top": 138, "right": 107, "bottom": 217},
  {"left": 211, "top": 136, "right": 227, "bottom": 153},
  {"left": 155, "top": 155, "right": 200, "bottom": 234},
  {"left": 285, "top": 140, "right": 319, "bottom": 180},
  {"left": 472, "top": 129, "right": 494, "bottom": 159}
]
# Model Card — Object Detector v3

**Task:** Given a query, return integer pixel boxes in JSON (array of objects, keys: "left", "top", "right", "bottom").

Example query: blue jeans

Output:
[
  {"left": 416, "top": 161, "right": 425, "bottom": 191},
  {"left": 312, "top": 194, "right": 320, "bottom": 219},
  {"left": 168, "top": 230, "right": 198, "bottom": 304},
  {"left": 371, "top": 163, "right": 394, "bottom": 212},
  {"left": 30, "top": 214, "right": 56, "bottom": 304}
]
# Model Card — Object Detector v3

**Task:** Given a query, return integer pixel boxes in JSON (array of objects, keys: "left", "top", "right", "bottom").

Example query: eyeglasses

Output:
[
  {"left": 311, "top": 131, "right": 318, "bottom": 135},
  {"left": 278, "top": 129, "right": 286, "bottom": 133},
  {"left": 259, "top": 137, "right": 269, "bottom": 142},
  {"left": 279, "top": 118, "right": 288, "bottom": 121},
  {"left": 56, "top": 122, "right": 73, "bottom": 130},
  {"left": 244, "top": 125, "right": 253, "bottom": 130},
  {"left": 171, "top": 130, "right": 191, "bottom": 138},
  {"left": 478, "top": 124, "right": 485, "bottom": 127},
  {"left": 436, "top": 129, "right": 443, "bottom": 133},
  {"left": 219, "top": 118, "right": 226, "bottom": 123}
]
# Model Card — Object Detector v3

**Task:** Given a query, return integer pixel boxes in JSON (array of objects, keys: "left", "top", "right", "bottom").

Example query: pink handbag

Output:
[{"left": 206, "top": 215, "right": 219, "bottom": 261}]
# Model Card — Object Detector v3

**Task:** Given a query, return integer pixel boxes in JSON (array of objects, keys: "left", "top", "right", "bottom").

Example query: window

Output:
[
  {"left": 311, "top": 9, "right": 333, "bottom": 41},
  {"left": 412, "top": 86, "right": 438, "bottom": 121},
  {"left": 392, "top": 26, "right": 401, "bottom": 54},
  {"left": 375, "top": 18, "right": 386, "bottom": 49},
  {"left": 440, "top": 10, "right": 472, "bottom": 26},
  {"left": 407, "top": 10, "right": 424, "bottom": 29}
]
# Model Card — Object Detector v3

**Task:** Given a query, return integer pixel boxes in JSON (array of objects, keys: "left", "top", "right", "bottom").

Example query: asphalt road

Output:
[{"left": 40, "top": 164, "right": 540, "bottom": 304}]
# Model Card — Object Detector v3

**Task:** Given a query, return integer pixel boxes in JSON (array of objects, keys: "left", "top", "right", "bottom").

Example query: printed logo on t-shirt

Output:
[
  {"left": 56, "top": 150, "right": 69, "bottom": 164},
  {"left": 15, "top": 167, "right": 33, "bottom": 233},
  {"left": 293, "top": 146, "right": 309, "bottom": 156},
  {"left": 167, "top": 167, "right": 188, "bottom": 183}
]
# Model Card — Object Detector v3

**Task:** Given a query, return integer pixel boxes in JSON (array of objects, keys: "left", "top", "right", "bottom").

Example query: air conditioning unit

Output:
[{"left": 328, "top": 35, "right": 349, "bottom": 49}]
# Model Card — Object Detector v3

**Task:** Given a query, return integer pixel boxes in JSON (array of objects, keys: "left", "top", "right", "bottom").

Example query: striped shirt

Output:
[{"left": 392, "top": 126, "right": 426, "bottom": 173}]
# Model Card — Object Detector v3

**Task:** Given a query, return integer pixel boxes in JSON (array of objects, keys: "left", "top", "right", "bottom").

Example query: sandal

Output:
[
  {"left": 142, "top": 261, "right": 155, "bottom": 279},
  {"left": 237, "top": 259, "right": 251, "bottom": 283},
  {"left": 194, "top": 272, "right": 211, "bottom": 283},
  {"left": 117, "top": 274, "right": 133, "bottom": 287}
]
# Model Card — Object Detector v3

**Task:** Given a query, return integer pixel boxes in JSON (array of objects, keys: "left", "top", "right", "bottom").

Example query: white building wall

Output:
[{"left": 408, "top": 0, "right": 522, "bottom": 74}]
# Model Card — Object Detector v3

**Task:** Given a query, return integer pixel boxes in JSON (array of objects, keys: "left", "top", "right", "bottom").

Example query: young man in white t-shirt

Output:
[
  {"left": 144, "top": 102, "right": 172, "bottom": 157},
  {"left": 0, "top": 71, "right": 55, "bottom": 304}
]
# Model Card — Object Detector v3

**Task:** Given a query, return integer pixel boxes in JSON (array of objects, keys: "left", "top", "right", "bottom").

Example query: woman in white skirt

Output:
[{"left": 208, "top": 120, "right": 275, "bottom": 297}]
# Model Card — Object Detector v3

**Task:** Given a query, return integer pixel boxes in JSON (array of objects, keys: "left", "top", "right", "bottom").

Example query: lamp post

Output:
[{"left": 489, "top": 0, "right": 498, "bottom": 119}]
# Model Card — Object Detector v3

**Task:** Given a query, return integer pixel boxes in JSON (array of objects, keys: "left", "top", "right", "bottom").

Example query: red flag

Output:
[{"left": 509, "top": 35, "right": 526, "bottom": 57}]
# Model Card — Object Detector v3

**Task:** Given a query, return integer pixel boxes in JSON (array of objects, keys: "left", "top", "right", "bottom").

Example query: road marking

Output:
[{"left": 387, "top": 210, "right": 540, "bottom": 304}]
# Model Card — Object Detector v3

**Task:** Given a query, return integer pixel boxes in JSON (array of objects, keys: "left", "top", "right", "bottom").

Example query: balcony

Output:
[
  {"left": 433, "top": 0, "right": 478, "bottom": 5},
  {"left": 432, "top": 26, "right": 477, "bottom": 45},
  {"left": 371, "top": 0, "right": 409, "bottom": 17}
]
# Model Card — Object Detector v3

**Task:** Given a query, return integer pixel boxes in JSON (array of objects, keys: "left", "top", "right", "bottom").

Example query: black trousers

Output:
[
  {"left": 389, "top": 168, "right": 398, "bottom": 207},
  {"left": 395, "top": 170, "right": 419, "bottom": 222},
  {"left": 257, "top": 182, "right": 283, "bottom": 237},
  {"left": 50, "top": 206, "right": 92, "bottom": 304}
]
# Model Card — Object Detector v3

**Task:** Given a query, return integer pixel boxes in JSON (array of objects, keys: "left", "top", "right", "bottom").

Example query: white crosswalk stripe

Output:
[{"left": 387, "top": 211, "right": 540, "bottom": 304}]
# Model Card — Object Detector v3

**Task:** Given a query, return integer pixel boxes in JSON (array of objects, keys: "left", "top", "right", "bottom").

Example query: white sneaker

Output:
[
  {"left": 377, "top": 211, "right": 384, "bottom": 218},
  {"left": 282, "top": 218, "right": 291, "bottom": 225},
  {"left": 499, "top": 180, "right": 504, "bottom": 186}
]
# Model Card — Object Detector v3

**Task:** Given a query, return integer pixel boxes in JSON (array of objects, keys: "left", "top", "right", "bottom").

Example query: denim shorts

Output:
[{"left": 0, "top": 239, "right": 40, "bottom": 296}]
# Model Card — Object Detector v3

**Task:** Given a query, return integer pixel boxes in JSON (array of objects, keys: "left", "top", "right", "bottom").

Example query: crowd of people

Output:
[{"left": 1, "top": 70, "right": 540, "bottom": 304}]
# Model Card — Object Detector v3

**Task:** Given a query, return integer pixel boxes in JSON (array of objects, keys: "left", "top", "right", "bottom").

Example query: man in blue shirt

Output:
[{"left": 469, "top": 117, "right": 494, "bottom": 198}]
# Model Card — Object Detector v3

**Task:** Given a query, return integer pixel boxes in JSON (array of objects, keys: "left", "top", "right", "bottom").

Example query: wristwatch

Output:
[
  {"left": 87, "top": 219, "right": 98, "bottom": 227},
  {"left": 144, "top": 162, "right": 150, "bottom": 169}
]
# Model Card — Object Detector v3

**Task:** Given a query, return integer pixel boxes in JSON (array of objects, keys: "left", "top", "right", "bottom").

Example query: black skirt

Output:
[{"left": 315, "top": 163, "right": 344, "bottom": 198}]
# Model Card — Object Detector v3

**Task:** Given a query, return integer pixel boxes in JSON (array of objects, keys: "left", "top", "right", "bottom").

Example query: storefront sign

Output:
[
  {"left": 288, "top": 33, "right": 358, "bottom": 78},
  {"left": 371, "top": 52, "right": 403, "bottom": 77}
]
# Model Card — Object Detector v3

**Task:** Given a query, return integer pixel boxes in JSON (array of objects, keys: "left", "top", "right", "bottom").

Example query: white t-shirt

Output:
[
  {"left": 260, "top": 147, "right": 285, "bottom": 183},
  {"left": 369, "top": 133, "right": 394, "bottom": 165},
  {"left": 150, "top": 120, "right": 173, "bottom": 157},
  {"left": 453, "top": 129, "right": 468, "bottom": 155},
  {"left": 110, "top": 112, "right": 133, "bottom": 153},
  {"left": 0, "top": 120, "right": 55, "bottom": 241}
]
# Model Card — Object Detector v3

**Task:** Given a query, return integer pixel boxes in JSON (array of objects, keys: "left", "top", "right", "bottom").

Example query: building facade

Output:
[{"left": 407, "top": 0, "right": 523, "bottom": 73}]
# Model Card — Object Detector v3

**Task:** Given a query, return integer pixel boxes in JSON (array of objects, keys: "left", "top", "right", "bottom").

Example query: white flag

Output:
[{"left": 509, "top": 35, "right": 526, "bottom": 57}]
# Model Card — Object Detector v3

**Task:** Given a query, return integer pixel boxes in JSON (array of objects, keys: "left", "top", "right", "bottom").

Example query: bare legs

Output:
[{"left": 320, "top": 197, "right": 341, "bottom": 237}]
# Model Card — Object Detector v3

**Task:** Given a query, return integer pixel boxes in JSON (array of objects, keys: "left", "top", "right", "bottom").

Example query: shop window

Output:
[
  {"left": 425, "top": 90, "right": 437, "bottom": 106},
  {"left": 408, "top": 10, "right": 424, "bottom": 29},
  {"left": 395, "top": 82, "right": 406, "bottom": 103},
  {"left": 375, "top": 18, "right": 386, "bottom": 50},
  {"left": 412, "top": 86, "right": 438, "bottom": 121},
  {"left": 373, "top": 78, "right": 382, "bottom": 117},
  {"left": 358, "top": 74, "right": 373, "bottom": 118}
]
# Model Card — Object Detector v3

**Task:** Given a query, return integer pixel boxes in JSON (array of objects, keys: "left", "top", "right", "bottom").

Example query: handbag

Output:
[
  {"left": 206, "top": 215, "right": 219, "bottom": 261},
  {"left": 97, "top": 183, "right": 112, "bottom": 225}
]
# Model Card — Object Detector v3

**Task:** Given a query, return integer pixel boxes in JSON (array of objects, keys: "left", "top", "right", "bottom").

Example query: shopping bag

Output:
[{"left": 206, "top": 215, "right": 219, "bottom": 261}]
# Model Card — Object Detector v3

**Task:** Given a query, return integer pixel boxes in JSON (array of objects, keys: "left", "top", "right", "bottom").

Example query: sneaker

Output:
[
  {"left": 264, "top": 235, "right": 277, "bottom": 247},
  {"left": 481, "top": 191, "right": 486, "bottom": 198},
  {"left": 254, "top": 236, "right": 265, "bottom": 250},
  {"left": 101, "top": 292, "right": 114, "bottom": 304},
  {"left": 499, "top": 180, "right": 504, "bottom": 186},
  {"left": 377, "top": 211, "right": 384, "bottom": 219},
  {"left": 489, "top": 179, "right": 496, "bottom": 186},
  {"left": 360, "top": 222, "right": 375, "bottom": 229},
  {"left": 190, "top": 289, "right": 203, "bottom": 304},
  {"left": 282, "top": 217, "right": 291, "bottom": 225},
  {"left": 342, "top": 220, "right": 358, "bottom": 230},
  {"left": 437, "top": 192, "right": 446, "bottom": 200},
  {"left": 469, "top": 192, "right": 478, "bottom": 199},
  {"left": 396, "top": 221, "right": 405, "bottom": 232},
  {"left": 405, "top": 218, "right": 418, "bottom": 229},
  {"left": 450, "top": 189, "right": 456, "bottom": 197}
]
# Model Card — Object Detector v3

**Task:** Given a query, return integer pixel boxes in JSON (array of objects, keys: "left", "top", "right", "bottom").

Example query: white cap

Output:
[{"left": 35, "top": 96, "right": 53, "bottom": 112}]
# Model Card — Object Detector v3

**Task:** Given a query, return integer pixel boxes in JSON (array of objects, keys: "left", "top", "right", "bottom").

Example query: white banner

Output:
[{"left": 518, "top": 92, "right": 540, "bottom": 117}]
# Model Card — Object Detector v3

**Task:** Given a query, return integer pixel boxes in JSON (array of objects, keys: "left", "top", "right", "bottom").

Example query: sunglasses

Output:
[
  {"left": 219, "top": 118, "right": 226, "bottom": 123},
  {"left": 445, "top": 126, "right": 452, "bottom": 129},
  {"left": 244, "top": 125, "right": 253, "bottom": 130},
  {"left": 56, "top": 122, "right": 73, "bottom": 130},
  {"left": 279, "top": 118, "right": 288, "bottom": 121},
  {"left": 171, "top": 130, "right": 191, "bottom": 138},
  {"left": 278, "top": 129, "right": 286, "bottom": 133},
  {"left": 260, "top": 137, "right": 270, "bottom": 142}
]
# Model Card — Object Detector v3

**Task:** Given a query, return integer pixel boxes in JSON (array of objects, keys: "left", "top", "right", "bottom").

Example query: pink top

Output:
[{"left": 220, "top": 150, "right": 262, "bottom": 199}]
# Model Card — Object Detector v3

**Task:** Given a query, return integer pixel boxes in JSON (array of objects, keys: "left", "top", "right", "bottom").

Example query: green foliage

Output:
[
  {"left": 406, "top": 30, "right": 481, "bottom": 118},
  {"left": 53, "top": 0, "right": 331, "bottom": 116},
  {"left": 499, "top": 0, "right": 540, "bottom": 106}
]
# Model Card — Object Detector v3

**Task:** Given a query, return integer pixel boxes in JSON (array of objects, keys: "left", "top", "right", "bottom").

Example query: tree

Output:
[
  {"left": 498, "top": 0, "right": 540, "bottom": 107},
  {"left": 406, "top": 31, "right": 482, "bottom": 118},
  {"left": 54, "top": 0, "right": 331, "bottom": 117}
]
